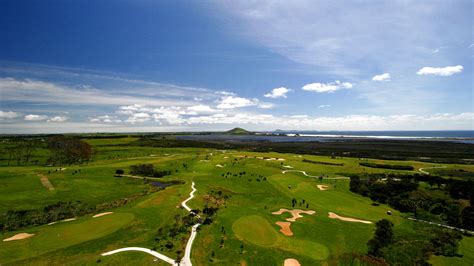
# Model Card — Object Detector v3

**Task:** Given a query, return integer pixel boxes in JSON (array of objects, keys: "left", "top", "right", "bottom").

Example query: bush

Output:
[{"left": 360, "top": 162, "right": 414, "bottom": 170}]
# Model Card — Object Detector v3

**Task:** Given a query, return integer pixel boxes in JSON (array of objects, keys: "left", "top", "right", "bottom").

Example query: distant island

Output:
[{"left": 223, "top": 127, "right": 253, "bottom": 135}]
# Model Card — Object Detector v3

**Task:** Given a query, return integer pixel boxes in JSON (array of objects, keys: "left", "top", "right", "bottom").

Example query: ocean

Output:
[{"left": 177, "top": 131, "right": 474, "bottom": 144}]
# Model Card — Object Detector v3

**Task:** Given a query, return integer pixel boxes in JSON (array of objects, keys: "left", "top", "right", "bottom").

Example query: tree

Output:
[
  {"left": 461, "top": 206, "right": 474, "bottom": 230},
  {"left": 367, "top": 219, "right": 394, "bottom": 257},
  {"left": 47, "top": 137, "right": 92, "bottom": 165},
  {"left": 430, "top": 230, "right": 462, "bottom": 256}
]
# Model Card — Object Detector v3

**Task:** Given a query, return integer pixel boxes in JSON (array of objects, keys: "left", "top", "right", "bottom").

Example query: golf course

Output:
[{"left": 0, "top": 135, "right": 473, "bottom": 265}]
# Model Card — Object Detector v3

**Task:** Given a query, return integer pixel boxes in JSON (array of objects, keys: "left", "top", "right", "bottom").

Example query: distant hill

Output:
[{"left": 224, "top": 127, "right": 252, "bottom": 135}]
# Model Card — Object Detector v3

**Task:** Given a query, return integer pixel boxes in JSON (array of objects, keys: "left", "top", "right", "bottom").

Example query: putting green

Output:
[
  {"left": 232, "top": 215, "right": 279, "bottom": 247},
  {"left": 0, "top": 212, "right": 134, "bottom": 264}
]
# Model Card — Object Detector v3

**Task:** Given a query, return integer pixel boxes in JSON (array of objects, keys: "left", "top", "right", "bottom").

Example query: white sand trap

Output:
[
  {"left": 328, "top": 212, "right": 372, "bottom": 224},
  {"left": 284, "top": 258, "right": 301, "bottom": 266},
  {"left": 283, "top": 165, "right": 293, "bottom": 168},
  {"left": 62, "top": 218, "right": 77, "bottom": 222},
  {"left": 39, "top": 174, "right": 54, "bottom": 191},
  {"left": 224, "top": 156, "right": 229, "bottom": 159},
  {"left": 93, "top": 212, "right": 113, "bottom": 218},
  {"left": 317, "top": 185, "right": 329, "bottom": 191},
  {"left": 277, "top": 158, "right": 286, "bottom": 161},
  {"left": 272, "top": 208, "right": 316, "bottom": 222},
  {"left": 216, "top": 164, "right": 224, "bottom": 168},
  {"left": 3, "top": 233, "right": 35, "bottom": 242}
]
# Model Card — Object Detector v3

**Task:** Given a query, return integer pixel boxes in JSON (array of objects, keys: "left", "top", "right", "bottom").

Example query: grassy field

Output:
[{"left": 0, "top": 137, "right": 473, "bottom": 265}]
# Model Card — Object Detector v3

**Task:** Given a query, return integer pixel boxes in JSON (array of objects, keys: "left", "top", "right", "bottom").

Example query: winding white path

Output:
[
  {"left": 418, "top": 166, "right": 446, "bottom": 175},
  {"left": 282, "top": 170, "right": 349, "bottom": 180},
  {"left": 101, "top": 181, "right": 200, "bottom": 266},
  {"left": 180, "top": 182, "right": 201, "bottom": 266},
  {"left": 102, "top": 247, "right": 177, "bottom": 265}
]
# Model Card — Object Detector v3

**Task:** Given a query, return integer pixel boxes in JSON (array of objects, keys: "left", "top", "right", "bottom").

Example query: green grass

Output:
[
  {"left": 0, "top": 212, "right": 134, "bottom": 264},
  {"left": 232, "top": 215, "right": 279, "bottom": 246},
  {"left": 0, "top": 141, "right": 473, "bottom": 265}
]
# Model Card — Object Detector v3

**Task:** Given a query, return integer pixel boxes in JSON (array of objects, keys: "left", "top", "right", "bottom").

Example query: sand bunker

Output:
[
  {"left": 216, "top": 164, "right": 224, "bottom": 168},
  {"left": 272, "top": 208, "right": 316, "bottom": 222},
  {"left": 275, "top": 221, "right": 293, "bottom": 236},
  {"left": 317, "top": 185, "right": 329, "bottom": 191},
  {"left": 39, "top": 174, "right": 54, "bottom": 191},
  {"left": 264, "top": 158, "right": 286, "bottom": 161},
  {"left": 3, "top": 233, "right": 35, "bottom": 242},
  {"left": 283, "top": 165, "right": 293, "bottom": 168},
  {"left": 284, "top": 258, "right": 301, "bottom": 266},
  {"left": 62, "top": 218, "right": 77, "bottom": 222},
  {"left": 93, "top": 212, "right": 113, "bottom": 218},
  {"left": 328, "top": 212, "right": 372, "bottom": 224}
]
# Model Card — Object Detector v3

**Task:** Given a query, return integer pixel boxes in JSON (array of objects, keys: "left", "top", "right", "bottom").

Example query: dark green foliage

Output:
[
  {"left": 130, "top": 164, "right": 171, "bottom": 178},
  {"left": 461, "top": 206, "right": 474, "bottom": 230},
  {"left": 46, "top": 137, "right": 92, "bottom": 165},
  {"left": 367, "top": 219, "right": 394, "bottom": 256},
  {"left": 115, "top": 169, "right": 124, "bottom": 175},
  {"left": 429, "top": 230, "right": 463, "bottom": 256},
  {"left": 1, "top": 201, "right": 95, "bottom": 232},
  {"left": 359, "top": 162, "right": 414, "bottom": 170},
  {"left": 302, "top": 158, "right": 343, "bottom": 166}
]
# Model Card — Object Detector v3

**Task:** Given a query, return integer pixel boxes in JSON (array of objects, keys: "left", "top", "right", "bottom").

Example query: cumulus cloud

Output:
[
  {"left": 372, "top": 73, "right": 391, "bottom": 81},
  {"left": 302, "top": 81, "right": 353, "bottom": 93},
  {"left": 216, "top": 96, "right": 258, "bottom": 109},
  {"left": 187, "top": 104, "right": 216, "bottom": 114},
  {"left": 89, "top": 115, "right": 122, "bottom": 123},
  {"left": 125, "top": 112, "right": 151, "bottom": 124},
  {"left": 47, "top": 116, "right": 68, "bottom": 122},
  {"left": 0, "top": 110, "right": 21, "bottom": 120},
  {"left": 24, "top": 114, "right": 48, "bottom": 121},
  {"left": 264, "top": 87, "right": 290, "bottom": 98},
  {"left": 416, "top": 65, "right": 463, "bottom": 76}
]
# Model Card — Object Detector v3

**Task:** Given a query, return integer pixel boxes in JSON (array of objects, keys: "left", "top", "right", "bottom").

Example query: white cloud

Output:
[
  {"left": 216, "top": 96, "right": 258, "bottom": 109},
  {"left": 258, "top": 102, "right": 274, "bottom": 109},
  {"left": 187, "top": 104, "right": 216, "bottom": 114},
  {"left": 416, "top": 65, "right": 463, "bottom": 76},
  {"left": 89, "top": 115, "right": 122, "bottom": 123},
  {"left": 302, "top": 81, "right": 353, "bottom": 93},
  {"left": 24, "top": 114, "right": 48, "bottom": 121},
  {"left": 47, "top": 116, "right": 68, "bottom": 122},
  {"left": 125, "top": 112, "right": 151, "bottom": 124},
  {"left": 372, "top": 73, "right": 391, "bottom": 81},
  {"left": 0, "top": 77, "right": 202, "bottom": 107},
  {"left": 289, "top": 115, "right": 308, "bottom": 118},
  {"left": 264, "top": 87, "right": 290, "bottom": 98},
  {"left": 318, "top": 105, "right": 331, "bottom": 108},
  {"left": 0, "top": 110, "right": 21, "bottom": 120}
]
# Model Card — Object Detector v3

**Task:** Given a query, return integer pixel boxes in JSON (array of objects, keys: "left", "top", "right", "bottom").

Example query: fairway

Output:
[
  {"left": 0, "top": 137, "right": 473, "bottom": 265},
  {"left": 0, "top": 212, "right": 134, "bottom": 264}
]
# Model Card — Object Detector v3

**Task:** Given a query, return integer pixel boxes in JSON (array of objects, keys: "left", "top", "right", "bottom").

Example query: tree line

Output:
[{"left": 349, "top": 174, "right": 473, "bottom": 230}]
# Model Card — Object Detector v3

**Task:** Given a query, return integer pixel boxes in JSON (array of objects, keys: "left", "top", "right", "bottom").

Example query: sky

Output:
[{"left": 0, "top": 0, "right": 472, "bottom": 133}]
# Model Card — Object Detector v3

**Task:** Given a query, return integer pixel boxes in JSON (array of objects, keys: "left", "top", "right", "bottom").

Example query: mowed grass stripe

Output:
[{"left": 0, "top": 212, "right": 134, "bottom": 264}]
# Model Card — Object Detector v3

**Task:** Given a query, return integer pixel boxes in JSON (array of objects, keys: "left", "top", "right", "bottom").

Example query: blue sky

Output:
[{"left": 0, "top": 0, "right": 472, "bottom": 133}]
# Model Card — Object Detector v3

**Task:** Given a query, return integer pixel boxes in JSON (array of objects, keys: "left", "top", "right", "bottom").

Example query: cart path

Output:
[
  {"left": 101, "top": 181, "right": 200, "bottom": 266},
  {"left": 418, "top": 166, "right": 446, "bottom": 175}
]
